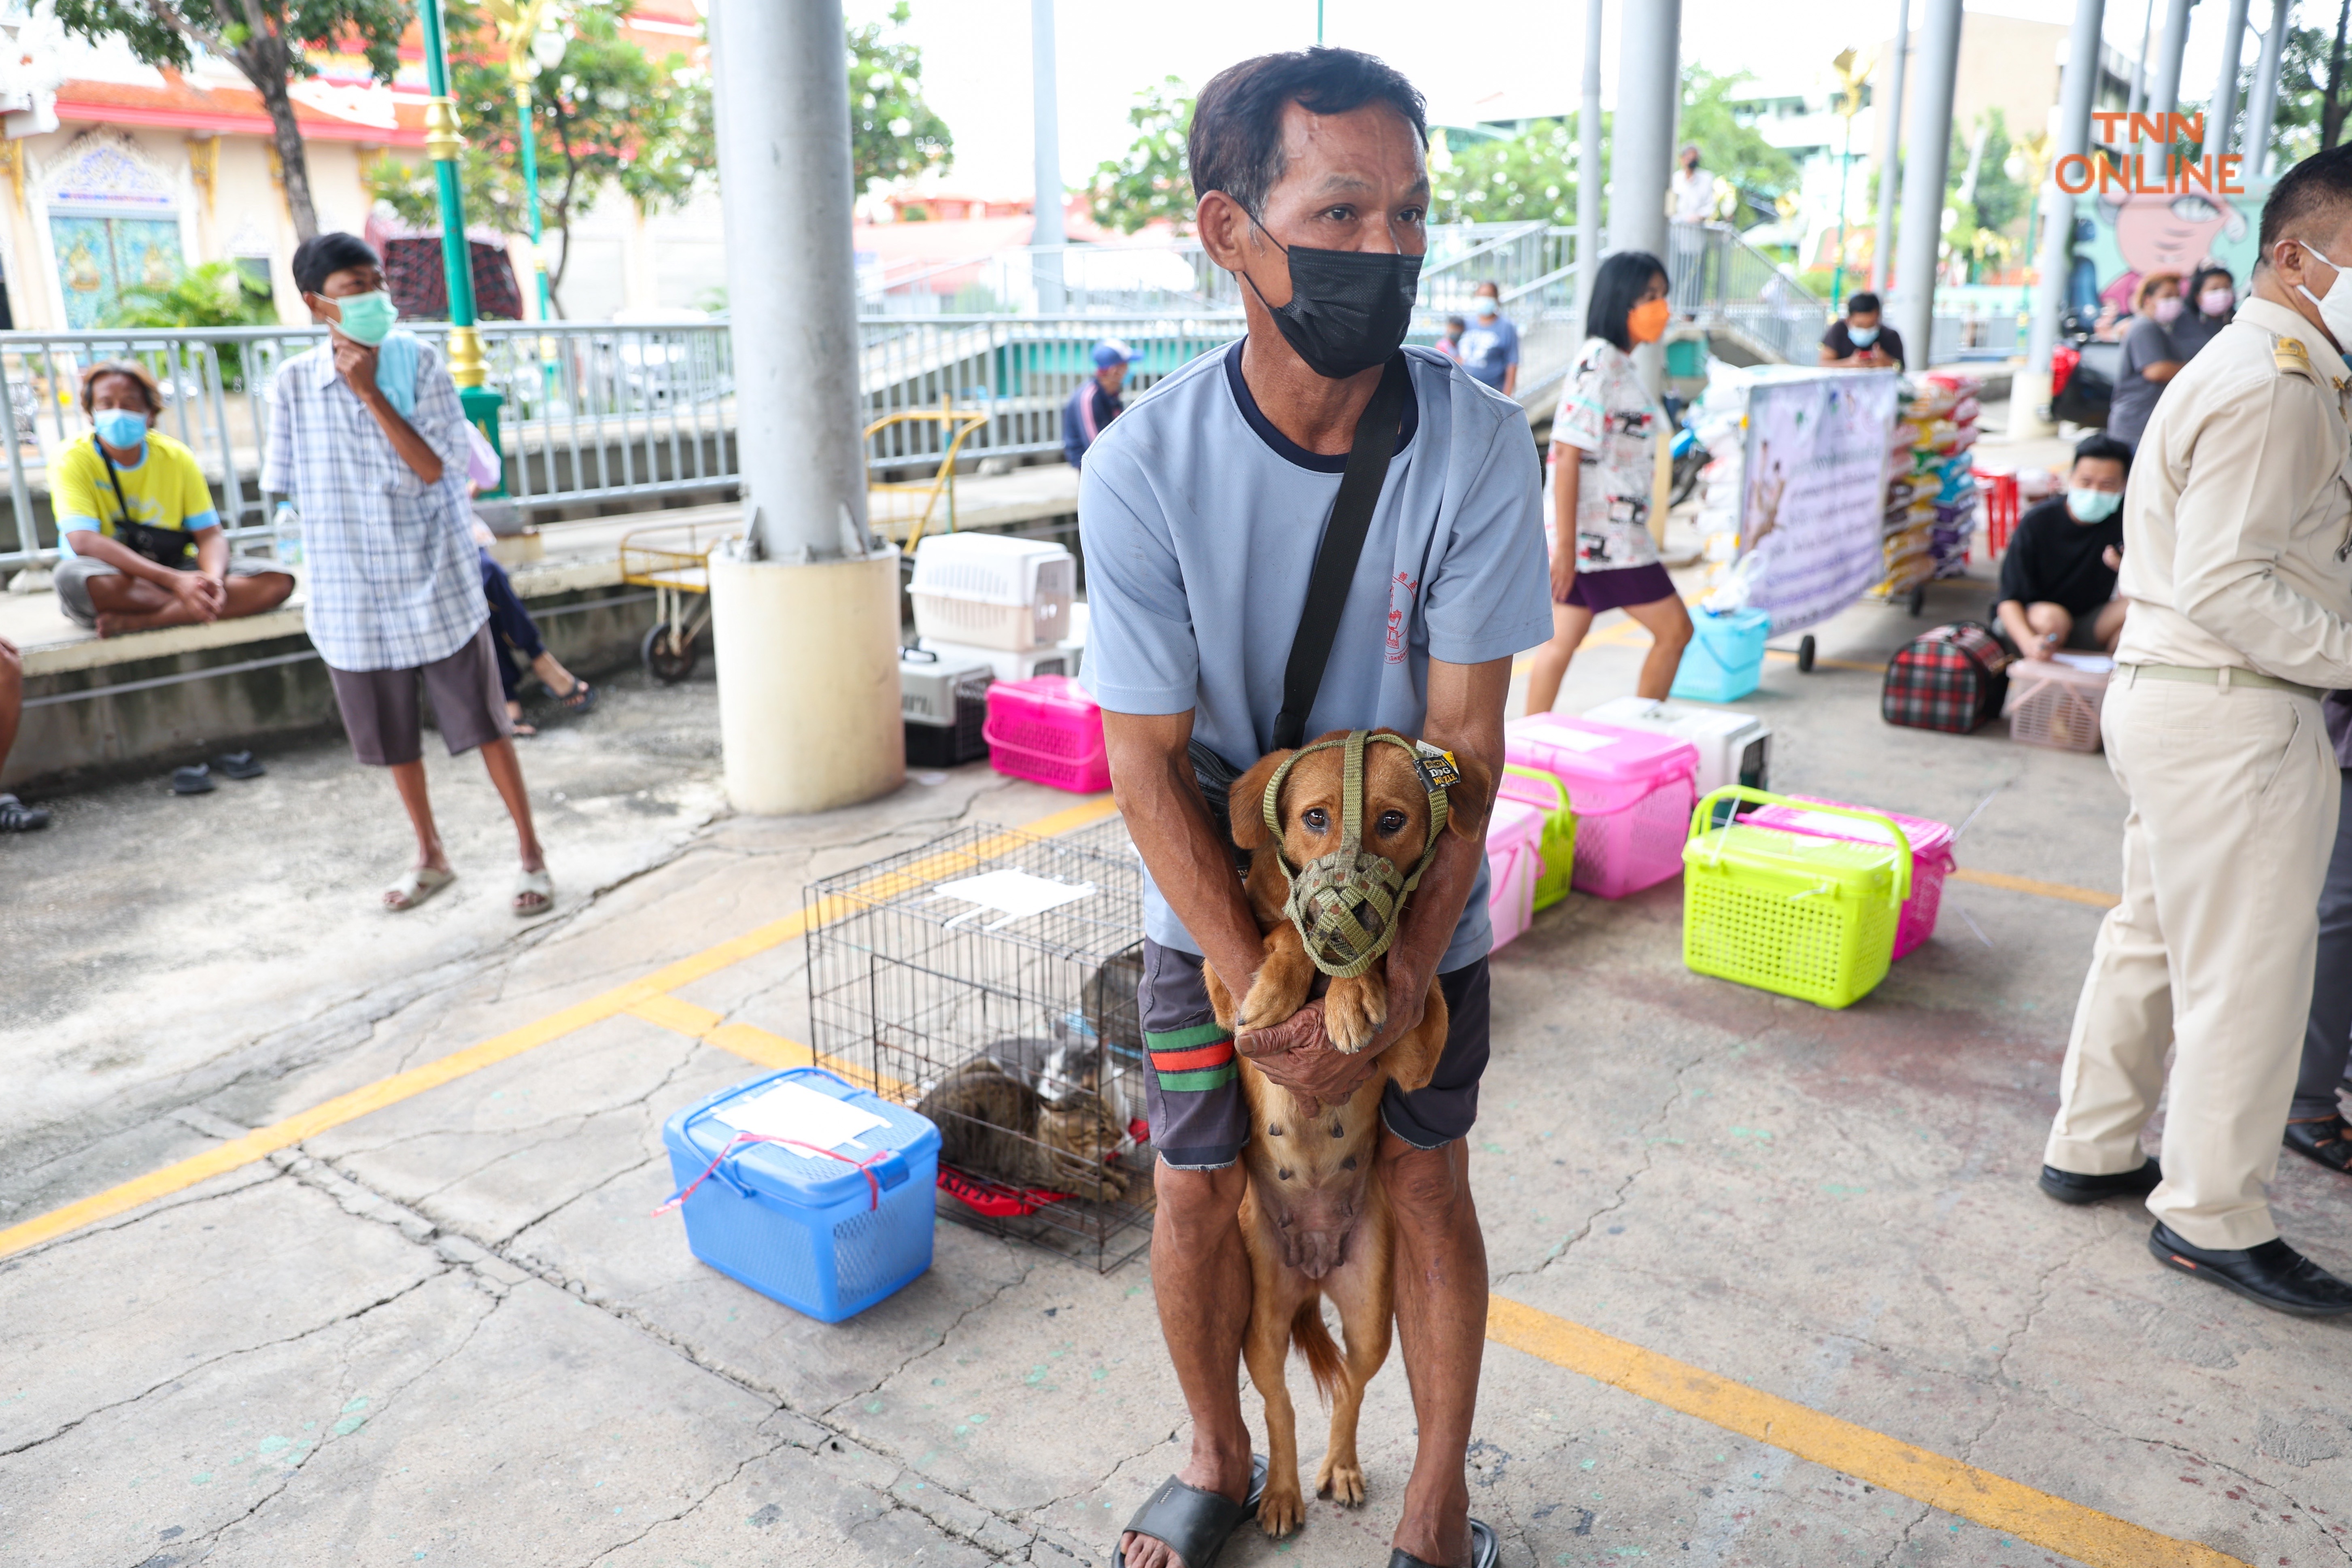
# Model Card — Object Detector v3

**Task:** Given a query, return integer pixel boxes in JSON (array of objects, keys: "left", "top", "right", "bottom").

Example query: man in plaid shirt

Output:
[{"left": 265, "top": 234, "right": 552, "bottom": 918}]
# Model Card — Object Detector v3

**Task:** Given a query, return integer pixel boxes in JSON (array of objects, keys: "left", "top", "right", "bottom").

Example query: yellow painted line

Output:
[
  {"left": 0, "top": 794, "right": 1118, "bottom": 1262},
  {"left": 1487, "top": 1297, "right": 2246, "bottom": 1568},
  {"left": 1763, "top": 647, "right": 1883, "bottom": 673},
  {"left": 1949, "top": 866, "right": 2118, "bottom": 909},
  {"left": 701, "top": 1022, "right": 909, "bottom": 1099}
]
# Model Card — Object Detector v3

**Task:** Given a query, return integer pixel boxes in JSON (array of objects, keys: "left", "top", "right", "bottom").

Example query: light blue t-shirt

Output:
[
  {"left": 1456, "top": 312, "right": 1520, "bottom": 391},
  {"left": 1079, "top": 342, "right": 1553, "bottom": 971}
]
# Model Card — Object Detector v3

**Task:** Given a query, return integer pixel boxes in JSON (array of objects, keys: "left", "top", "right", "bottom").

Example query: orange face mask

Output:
[{"left": 1629, "top": 297, "right": 1672, "bottom": 344}]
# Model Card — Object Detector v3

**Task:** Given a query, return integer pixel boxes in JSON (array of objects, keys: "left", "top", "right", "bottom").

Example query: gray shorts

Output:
[
  {"left": 53, "top": 551, "right": 282, "bottom": 629},
  {"left": 326, "top": 622, "right": 514, "bottom": 766},
  {"left": 1137, "top": 938, "right": 1492, "bottom": 1170}
]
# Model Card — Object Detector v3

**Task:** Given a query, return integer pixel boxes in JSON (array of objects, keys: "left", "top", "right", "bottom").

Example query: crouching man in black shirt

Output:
[{"left": 1995, "top": 433, "right": 2132, "bottom": 659}]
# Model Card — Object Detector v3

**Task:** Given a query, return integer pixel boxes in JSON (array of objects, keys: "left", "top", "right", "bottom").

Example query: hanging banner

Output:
[{"left": 1738, "top": 370, "right": 1900, "bottom": 636}]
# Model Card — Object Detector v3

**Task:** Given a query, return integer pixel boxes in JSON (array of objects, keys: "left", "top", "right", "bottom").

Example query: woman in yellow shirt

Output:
[{"left": 51, "top": 360, "right": 293, "bottom": 637}]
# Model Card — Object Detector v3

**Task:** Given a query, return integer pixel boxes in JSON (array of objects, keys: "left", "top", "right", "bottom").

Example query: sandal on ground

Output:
[
  {"left": 1388, "top": 1519, "right": 1500, "bottom": 1568},
  {"left": 2286, "top": 1115, "right": 2352, "bottom": 1174},
  {"left": 511, "top": 718, "right": 539, "bottom": 738},
  {"left": 172, "top": 764, "right": 214, "bottom": 796},
  {"left": 513, "top": 867, "right": 554, "bottom": 918},
  {"left": 558, "top": 679, "right": 598, "bottom": 716},
  {"left": 384, "top": 865, "right": 456, "bottom": 912},
  {"left": 0, "top": 792, "right": 50, "bottom": 832},
  {"left": 1113, "top": 1456, "right": 1268, "bottom": 1568},
  {"left": 214, "top": 750, "right": 266, "bottom": 780}
]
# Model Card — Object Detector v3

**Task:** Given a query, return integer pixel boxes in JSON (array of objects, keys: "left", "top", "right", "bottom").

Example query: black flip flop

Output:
[
  {"left": 214, "top": 750, "right": 266, "bottom": 780},
  {"left": 1113, "top": 1455, "right": 1268, "bottom": 1568},
  {"left": 1388, "top": 1518, "right": 1500, "bottom": 1568},
  {"left": 558, "top": 679, "right": 598, "bottom": 716},
  {"left": 172, "top": 764, "right": 215, "bottom": 796}
]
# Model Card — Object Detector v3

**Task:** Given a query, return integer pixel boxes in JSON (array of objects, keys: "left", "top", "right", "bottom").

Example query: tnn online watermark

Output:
[{"left": 2056, "top": 115, "right": 2247, "bottom": 196}]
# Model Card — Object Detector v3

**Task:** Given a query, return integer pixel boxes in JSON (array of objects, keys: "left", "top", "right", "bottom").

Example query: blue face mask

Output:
[
  {"left": 1847, "top": 324, "right": 1880, "bottom": 347},
  {"left": 1473, "top": 296, "right": 1499, "bottom": 318},
  {"left": 2067, "top": 487, "right": 2123, "bottom": 523},
  {"left": 93, "top": 409, "right": 148, "bottom": 450}
]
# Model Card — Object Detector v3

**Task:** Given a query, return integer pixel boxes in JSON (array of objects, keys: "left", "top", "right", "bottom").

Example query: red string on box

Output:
[{"left": 652, "top": 1131, "right": 892, "bottom": 1217}]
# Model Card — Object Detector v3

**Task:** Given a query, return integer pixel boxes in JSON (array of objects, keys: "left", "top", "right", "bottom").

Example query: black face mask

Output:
[{"left": 1242, "top": 219, "right": 1424, "bottom": 380}]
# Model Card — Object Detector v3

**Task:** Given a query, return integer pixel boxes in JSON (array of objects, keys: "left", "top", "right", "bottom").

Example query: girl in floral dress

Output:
[{"left": 1523, "top": 250, "right": 1695, "bottom": 714}]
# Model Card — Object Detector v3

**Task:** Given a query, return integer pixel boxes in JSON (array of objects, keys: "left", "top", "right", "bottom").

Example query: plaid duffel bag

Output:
[{"left": 1882, "top": 622, "right": 2011, "bottom": 733}]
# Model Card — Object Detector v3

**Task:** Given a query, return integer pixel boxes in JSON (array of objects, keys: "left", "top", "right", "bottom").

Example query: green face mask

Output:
[
  {"left": 1260, "top": 730, "right": 1456, "bottom": 980},
  {"left": 330, "top": 290, "right": 399, "bottom": 347}
]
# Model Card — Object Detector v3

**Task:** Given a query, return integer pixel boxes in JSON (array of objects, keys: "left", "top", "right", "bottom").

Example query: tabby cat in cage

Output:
[{"left": 916, "top": 1058, "right": 1129, "bottom": 1203}]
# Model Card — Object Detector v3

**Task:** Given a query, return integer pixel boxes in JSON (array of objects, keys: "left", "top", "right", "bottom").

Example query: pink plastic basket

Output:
[
  {"left": 1747, "top": 795, "right": 1956, "bottom": 959},
  {"left": 1485, "top": 798, "right": 1546, "bottom": 950},
  {"left": 982, "top": 677, "right": 1110, "bottom": 793},
  {"left": 1504, "top": 714, "right": 1698, "bottom": 898}
]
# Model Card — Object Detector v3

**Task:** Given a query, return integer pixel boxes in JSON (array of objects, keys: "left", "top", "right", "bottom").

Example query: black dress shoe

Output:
[
  {"left": 2038, "top": 1157, "right": 2161, "bottom": 1205},
  {"left": 2148, "top": 1224, "right": 2352, "bottom": 1317},
  {"left": 2284, "top": 1115, "right": 2352, "bottom": 1174}
]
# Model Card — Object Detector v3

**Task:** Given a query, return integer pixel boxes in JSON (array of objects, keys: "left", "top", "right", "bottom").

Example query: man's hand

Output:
[
  {"left": 168, "top": 570, "right": 222, "bottom": 623},
  {"left": 2023, "top": 634, "right": 2056, "bottom": 661},
  {"left": 1236, "top": 1001, "right": 1384, "bottom": 1120},
  {"left": 334, "top": 339, "right": 381, "bottom": 401},
  {"left": 2103, "top": 544, "right": 2123, "bottom": 571}
]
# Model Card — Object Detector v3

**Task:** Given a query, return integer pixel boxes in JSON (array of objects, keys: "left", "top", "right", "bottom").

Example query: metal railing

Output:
[
  {"left": 1, "top": 318, "right": 742, "bottom": 568},
  {"left": 1666, "top": 222, "right": 1832, "bottom": 365}
]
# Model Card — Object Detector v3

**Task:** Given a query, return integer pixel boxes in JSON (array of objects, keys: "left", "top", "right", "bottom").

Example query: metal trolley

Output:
[{"left": 617, "top": 516, "right": 742, "bottom": 683}]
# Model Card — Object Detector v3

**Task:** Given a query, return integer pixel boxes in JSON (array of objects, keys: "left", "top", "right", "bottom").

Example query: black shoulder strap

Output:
[
  {"left": 93, "top": 436, "right": 133, "bottom": 530},
  {"left": 1272, "top": 353, "right": 1410, "bottom": 751}
]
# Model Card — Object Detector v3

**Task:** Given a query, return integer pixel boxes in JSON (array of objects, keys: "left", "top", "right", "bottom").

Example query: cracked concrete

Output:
[{"left": 8, "top": 572, "right": 2352, "bottom": 1564}]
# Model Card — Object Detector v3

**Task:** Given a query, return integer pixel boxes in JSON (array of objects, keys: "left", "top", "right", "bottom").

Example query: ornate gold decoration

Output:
[
  {"left": 447, "top": 323, "right": 488, "bottom": 389},
  {"left": 425, "top": 96, "right": 467, "bottom": 164},
  {"left": 0, "top": 140, "right": 22, "bottom": 211},
  {"left": 185, "top": 135, "right": 217, "bottom": 212}
]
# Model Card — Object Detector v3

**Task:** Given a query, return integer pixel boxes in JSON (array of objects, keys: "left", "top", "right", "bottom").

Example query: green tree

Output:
[
  {"left": 1430, "top": 119, "right": 1589, "bottom": 227},
  {"left": 365, "top": 0, "right": 709, "bottom": 317},
  {"left": 1676, "top": 66, "right": 1803, "bottom": 221},
  {"left": 2264, "top": 21, "right": 2344, "bottom": 167},
  {"left": 850, "top": 2, "right": 953, "bottom": 190},
  {"left": 1089, "top": 77, "right": 1193, "bottom": 233},
  {"left": 54, "top": 0, "right": 408, "bottom": 240},
  {"left": 104, "top": 261, "right": 278, "bottom": 386}
]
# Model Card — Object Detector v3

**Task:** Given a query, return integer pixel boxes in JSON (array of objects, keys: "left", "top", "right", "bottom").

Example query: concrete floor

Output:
[{"left": 6, "top": 535, "right": 2352, "bottom": 1565}]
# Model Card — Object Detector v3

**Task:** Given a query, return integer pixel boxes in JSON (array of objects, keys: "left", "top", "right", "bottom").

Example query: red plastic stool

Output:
[{"left": 1973, "top": 467, "right": 2020, "bottom": 556}]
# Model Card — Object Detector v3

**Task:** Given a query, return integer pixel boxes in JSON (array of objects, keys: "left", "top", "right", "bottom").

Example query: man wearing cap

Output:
[
  {"left": 2038, "top": 144, "right": 2352, "bottom": 1316},
  {"left": 1062, "top": 340, "right": 1133, "bottom": 468}
]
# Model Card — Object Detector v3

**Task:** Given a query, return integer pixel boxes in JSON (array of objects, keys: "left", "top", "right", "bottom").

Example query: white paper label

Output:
[
  {"left": 930, "top": 869, "right": 1097, "bottom": 931},
  {"left": 714, "top": 1081, "right": 888, "bottom": 1158},
  {"left": 2048, "top": 652, "right": 2115, "bottom": 674},
  {"left": 1543, "top": 729, "right": 1621, "bottom": 754}
]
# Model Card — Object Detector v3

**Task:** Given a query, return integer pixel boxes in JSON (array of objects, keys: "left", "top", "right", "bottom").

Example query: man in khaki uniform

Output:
[{"left": 2042, "top": 147, "right": 2352, "bottom": 1317}]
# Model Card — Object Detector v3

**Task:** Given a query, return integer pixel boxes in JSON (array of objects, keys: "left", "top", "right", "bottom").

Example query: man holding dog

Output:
[{"left": 1082, "top": 47, "right": 1550, "bottom": 1568}]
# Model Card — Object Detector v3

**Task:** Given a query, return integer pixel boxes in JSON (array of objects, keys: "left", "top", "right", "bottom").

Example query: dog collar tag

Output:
[{"left": 1414, "top": 744, "right": 1462, "bottom": 791}]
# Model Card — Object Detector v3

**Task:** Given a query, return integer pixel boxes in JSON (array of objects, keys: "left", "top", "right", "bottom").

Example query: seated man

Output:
[
  {"left": 1994, "top": 433, "right": 2131, "bottom": 659},
  {"left": 1062, "top": 340, "right": 1133, "bottom": 469},
  {"left": 51, "top": 361, "right": 293, "bottom": 638},
  {"left": 1819, "top": 290, "right": 1906, "bottom": 370}
]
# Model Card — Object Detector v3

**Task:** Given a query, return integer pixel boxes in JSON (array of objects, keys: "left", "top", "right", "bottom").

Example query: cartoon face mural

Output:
[{"left": 2088, "top": 187, "right": 2258, "bottom": 315}]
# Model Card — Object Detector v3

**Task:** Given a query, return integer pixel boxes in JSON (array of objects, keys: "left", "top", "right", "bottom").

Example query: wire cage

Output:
[{"left": 805, "top": 818, "right": 1156, "bottom": 1271}]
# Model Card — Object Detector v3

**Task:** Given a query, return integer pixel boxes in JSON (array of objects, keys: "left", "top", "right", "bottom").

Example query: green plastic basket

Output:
[
  {"left": 1680, "top": 786, "right": 1912, "bottom": 1009},
  {"left": 1501, "top": 764, "right": 1578, "bottom": 911}
]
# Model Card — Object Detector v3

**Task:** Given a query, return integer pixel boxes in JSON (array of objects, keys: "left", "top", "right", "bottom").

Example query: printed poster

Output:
[{"left": 1739, "top": 371, "right": 1900, "bottom": 636}]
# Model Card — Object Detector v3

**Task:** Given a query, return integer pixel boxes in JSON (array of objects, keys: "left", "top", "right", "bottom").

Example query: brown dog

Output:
[{"left": 1201, "top": 728, "right": 1490, "bottom": 1536}]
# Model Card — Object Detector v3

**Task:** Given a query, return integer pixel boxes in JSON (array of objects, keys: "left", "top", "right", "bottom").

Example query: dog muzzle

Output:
[{"left": 1262, "top": 730, "right": 1453, "bottom": 980}]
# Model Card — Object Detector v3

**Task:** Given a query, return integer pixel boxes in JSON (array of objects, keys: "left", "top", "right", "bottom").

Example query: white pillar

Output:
[
  {"left": 708, "top": 0, "right": 903, "bottom": 814},
  {"left": 1031, "top": 0, "right": 1066, "bottom": 313},
  {"left": 2014, "top": 0, "right": 2107, "bottom": 439},
  {"left": 2146, "top": 0, "right": 2193, "bottom": 118},
  {"left": 1871, "top": 0, "right": 1910, "bottom": 297},
  {"left": 1575, "top": 0, "right": 1603, "bottom": 325},
  {"left": 1608, "top": 0, "right": 1680, "bottom": 390},
  {"left": 1889, "top": 0, "right": 1960, "bottom": 369},
  {"left": 2245, "top": 0, "right": 2290, "bottom": 176},
  {"left": 2210, "top": 0, "right": 2252, "bottom": 155},
  {"left": 1607, "top": 0, "right": 1679, "bottom": 262},
  {"left": 2127, "top": 0, "right": 2153, "bottom": 117}
]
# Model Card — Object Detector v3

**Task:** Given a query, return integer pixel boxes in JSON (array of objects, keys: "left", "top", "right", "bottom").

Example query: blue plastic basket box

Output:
[
  {"left": 660, "top": 1067, "right": 941, "bottom": 1323},
  {"left": 1671, "top": 606, "right": 1772, "bottom": 703}
]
